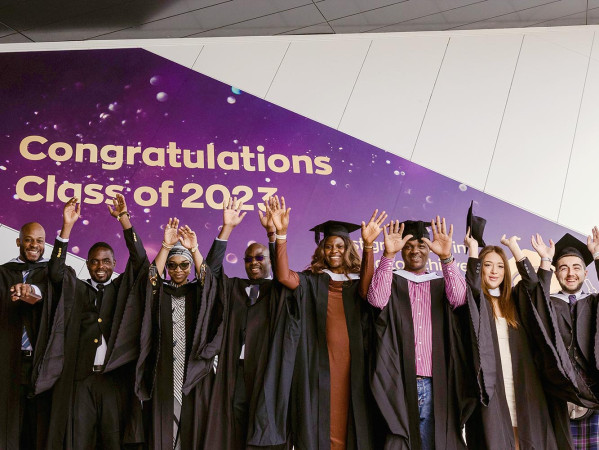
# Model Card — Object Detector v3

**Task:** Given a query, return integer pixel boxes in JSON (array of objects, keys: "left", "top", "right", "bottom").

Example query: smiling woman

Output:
[{"left": 248, "top": 195, "right": 387, "bottom": 450}]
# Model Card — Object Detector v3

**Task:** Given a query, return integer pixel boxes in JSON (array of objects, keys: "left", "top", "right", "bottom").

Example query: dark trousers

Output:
[
  {"left": 72, "top": 371, "right": 129, "bottom": 450},
  {"left": 233, "top": 361, "right": 249, "bottom": 444}
]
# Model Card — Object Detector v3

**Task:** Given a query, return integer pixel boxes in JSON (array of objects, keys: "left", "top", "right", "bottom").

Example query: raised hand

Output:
[
  {"left": 383, "top": 221, "right": 413, "bottom": 258},
  {"left": 531, "top": 233, "right": 554, "bottom": 259},
  {"left": 464, "top": 227, "right": 478, "bottom": 258},
  {"left": 163, "top": 217, "right": 180, "bottom": 246},
  {"left": 587, "top": 226, "right": 599, "bottom": 257},
  {"left": 223, "top": 197, "right": 247, "bottom": 228},
  {"left": 422, "top": 216, "right": 453, "bottom": 259},
  {"left": 108, "top": 193, "right": 128, "bottom": 218},
  {"left": 258, "top": 196, "right": 276, "bottom": 232},
  {"left": 361, "top": 209, "right": 388, "bottom": 246},
  {"left": 178, "top": 225, "right": 198, "bottom": 250},
  {"left": 501, "top": 234, "right": 524, "bottom": 261},
  {"left": 63, "top": 197, "right": 81, "bottom": 226},
  {"left": 266, "top": 195, "right": 291, "bottom": 234}
]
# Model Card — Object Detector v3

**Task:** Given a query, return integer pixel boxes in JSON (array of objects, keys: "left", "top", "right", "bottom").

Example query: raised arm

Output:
[
  {"left": 464, "top": 227, "right": 481, "bottom": 298},
  {"left": 588, "top": 226, "right": 599, "bottom": 281},
  {"left": 359, "top": 209, "right": 387, "bottom": 298},
  {"left": 268, "top": 195, "right": 299, "bottom": 289},
  {"left": 502, "top": 234, "right": 538, "bottom": 291},
  {"left": 367, "top": 221, "right": 412, "bottom": 309},
  {"left": 423, "top": 216, "right": 466, "bottom": 308},
  {"left": 154, "top": 217, "right": 180, "bottom": 275},
  {"left": 205, "top": 197, "right": 246, "bottom": 277},
  {"left": 108, "top": 193, "right": 146, "bottom": 272},
  {"left": 49, "top": 197, "right": 80, "bottom": 284},
  {"left": 178, "top": 225, "right": 204, "bottom": 276}
]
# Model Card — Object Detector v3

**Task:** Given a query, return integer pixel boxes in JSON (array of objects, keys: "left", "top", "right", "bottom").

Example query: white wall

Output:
[{"left": 1, "top": 25, "right": 599, "bottom": 258}]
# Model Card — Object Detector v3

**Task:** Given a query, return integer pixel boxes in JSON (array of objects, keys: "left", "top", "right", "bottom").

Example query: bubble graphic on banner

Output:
[
  {"left": 150, "top": 76, "right": 162, "bottom": 86},
  {"left": 233, "top": 139, "right": 238, "bottom": 144},
  {"left": 82, "top": 220, "right": 89, "bottom": 225},
  {"left": 13, "top": 194, "right": 18, "bottom": 199},
  {"left": 156, "top": 92, "right": 168, "bottom": 102},
  {"left": 330, "top": 180, "right": 337, "bottom": 186},
  {"left": 108, "top": 102, "right": 121, "bottom": 112},
  {"left": 72, "top": 246, "right": 80, "bottom": 254},
  {"left": 0, "top": 166, "right": 6, "bottom": 171},
  {"left": 265, "top": 178, "right": 271, "bottom": 183},
  {"left": 205, "top": 223, "right": 211, "bottom": 230},
  {"left": 386, "top": 160, "right": 390, "bottom": 164},
  {"left": 231, "top": 87, "right": 241, "bottom": 95},
  {"left": 394, "top": 170, "right": 400, "bottom": 175},
  {"left": 247, "top": 240, "right": 256, "bottom": 247},
  {"left": 144, "top": 208, "right": 150, "bottom": 213},
  {"left": 226, "top": 253, "right": 238, "bottom": 264},
  {"left": 425, "top": 196, "right": 433, "bottom": 204},
  {"left": 227, "top": 97, "right": 236, "bottom": 104},
  {"left": 459, "top": 184, "right": 467, "bottom": 192}
]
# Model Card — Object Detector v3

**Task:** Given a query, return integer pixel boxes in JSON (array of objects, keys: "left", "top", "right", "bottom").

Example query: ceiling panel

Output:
[{"left": 0, "top": 0, "right": 597, "bottom": 43}]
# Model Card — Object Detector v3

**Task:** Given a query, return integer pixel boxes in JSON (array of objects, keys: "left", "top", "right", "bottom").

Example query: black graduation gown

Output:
[
  {"left": 198, "top": 239, "right": 288, "bottom": 449},
  {"left": 371, "top": 272, "right": 467, "bottom": 450},
  {"left": 248, "top": 271, "right": 375, "bottom": 450},
  {"left": 40, "top": 227, "right": 149, "bottom": 449},
  {"left": 463, "top": 257, "right": 572, "bottom": 450},
  {"left": 135, "top": 264, "right": 219, "bottom": 450},
  {"left": 0, "top": 261, "right": 52, "bottom": 450},
  {"left": 537, "top": 262, "right": 599, "bottom": 406}
]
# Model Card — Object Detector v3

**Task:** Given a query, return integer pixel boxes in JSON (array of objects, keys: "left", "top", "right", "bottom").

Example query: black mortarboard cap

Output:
[
  {"left": 400, "top": 220, "right": 430, "bottom": 241},
  {"left": 310, "top": 220, "right": 361, "bottom": 244},
  {"left": 552, "top": 233, "right": 593, "bottom": 267},
  {"left": 467, "top": 201, "right": 487, "bottom": 247}
]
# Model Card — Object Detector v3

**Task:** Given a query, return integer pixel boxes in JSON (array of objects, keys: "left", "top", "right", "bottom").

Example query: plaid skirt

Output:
[{"left": 572, "top": 411, "right": 599, "bottom": 449}]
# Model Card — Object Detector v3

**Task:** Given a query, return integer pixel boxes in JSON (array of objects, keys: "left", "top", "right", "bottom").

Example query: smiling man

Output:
[
  {"left": 0, "top": 221, "right": 53, "bottom": 449},
  {"left": 368, "top": 218, "right": 468, "bottom": 450},
  {"left": 548, "top": 231, "right": 599, "bottom": 449},
  {"left": 197, "top": 197, "right": 287, "bottom": 449},
  {"left": 43, "top": 195, "right": 148, "bottom": 450}
]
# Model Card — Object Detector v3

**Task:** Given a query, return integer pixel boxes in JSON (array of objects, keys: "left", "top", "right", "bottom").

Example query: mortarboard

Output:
[
  {"left": 310, "top": 220, "right": 361, "bottom": 245},
  {"left": 400, "top": 220, "right": 430, "bottom": 241},
  {"left": 467, "top": 201, "right": 487, "bottom": 247},
  {"left": 552, "top": 233, "right": 593, "bottom": 267}
]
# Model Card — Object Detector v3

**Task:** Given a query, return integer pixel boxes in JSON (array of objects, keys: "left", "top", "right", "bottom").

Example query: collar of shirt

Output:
[
  {"left": 489, "top": 287, "right": 501, "bottom": 296},
  {"left": 88, "top": 278, "right": 113, "bottom": 290},
  {"left": 553, "top": 289, "right": 586, "bottom": 303},
  {"left": 322, "top": 269, "right": 359, "bottom": 281},
  {"left": 393, "top": 269, "right": 442, "bottom": 283},
  {"left": 11, "top": 256, "right": 50, "bottom": 264}
]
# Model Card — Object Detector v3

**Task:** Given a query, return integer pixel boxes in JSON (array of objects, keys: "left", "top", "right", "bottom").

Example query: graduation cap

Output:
[
  {"left": 400, "top": 220, "right": 430, "bottom": 241},
  {"left": 466, "top": 201, "right": 487, "bottom": 247},
  {"left": 552, "top": 233, "right": 593, "bottom": 268},
  {"left": 310, "top": 220, "right": 361, "bottom": 244}
]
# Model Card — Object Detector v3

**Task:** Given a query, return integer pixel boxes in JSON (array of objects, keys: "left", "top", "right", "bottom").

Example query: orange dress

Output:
[{"left": 327, "top": 280, "right": 351, "bottom": 449}]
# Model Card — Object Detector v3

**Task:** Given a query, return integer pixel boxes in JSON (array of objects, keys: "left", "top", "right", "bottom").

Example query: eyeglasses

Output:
[
  {"left": 243, "top": 255, "right": 267, "bottom": 263},
  {"left": 167, "top": 261, "right": 191, "bottom": 271}
]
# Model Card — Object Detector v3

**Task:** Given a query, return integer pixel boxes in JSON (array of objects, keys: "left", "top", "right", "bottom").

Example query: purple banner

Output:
[{"left": 0, "top": 48, "right": 594, "bottom": 289}]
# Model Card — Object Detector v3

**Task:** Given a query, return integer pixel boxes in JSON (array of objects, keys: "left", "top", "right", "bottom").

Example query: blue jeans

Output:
[{"left": 417, "top": 377, "right": 434, "bottom": 450}]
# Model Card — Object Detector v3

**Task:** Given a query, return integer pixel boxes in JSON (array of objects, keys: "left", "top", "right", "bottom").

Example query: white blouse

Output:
[{"left": 490, "top": 288, "right": 517, "bottom": 427}]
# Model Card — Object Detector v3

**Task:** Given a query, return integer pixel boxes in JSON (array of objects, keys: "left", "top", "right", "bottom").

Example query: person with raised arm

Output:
[
  {"left": 462, "top": 227, "right": 573, "bottom": 450},
  {"left": 135, "top": 217, "right": 218, "bottom": 449},
  {"left": 249, "top": 195, "right": 387, "bottom": 450},
  {"left": 43, "top": 195, "right": 148, "bottom": 449},
  {"left": 367, "top": 217, "right": 468, "bottom": 450},
  {"left": 198, "top": 197, "right": 290, "bottom": 449}
]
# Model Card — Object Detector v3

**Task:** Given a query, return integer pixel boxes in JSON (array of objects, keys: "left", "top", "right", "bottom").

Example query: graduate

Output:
[
  {"left": 0, "top": 221, "right": 52, "bottom": 450},
  {"left": 249, "top": 195, "right": 387, "bottom": 450},
  {"left": 42, "top": 195, "right": 148, "bottom": 449},
  {"left": 367, "top": 217, "right": 467, "bottom": 450},
  {"left": 135, "top": 217, "right": 218, "bottom": 449},
  {"left": 199, "top": 197, "right": 289, "bottom": 449},
  {"left": 540, "top": 231, "right": 599, "bottom": 448},
  {"left": 462, "top": 208, "right": 573, "bottom": 450}
]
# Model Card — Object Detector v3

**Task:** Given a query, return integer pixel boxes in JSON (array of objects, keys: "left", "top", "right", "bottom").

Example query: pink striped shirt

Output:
[{"left": 368, "top": 256, "right": 466, "bottom": 377}]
